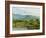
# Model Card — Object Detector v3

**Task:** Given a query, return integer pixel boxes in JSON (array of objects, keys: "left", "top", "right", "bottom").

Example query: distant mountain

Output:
[{"left": 12, "top": 14, "right": 40, "bottom": 20}]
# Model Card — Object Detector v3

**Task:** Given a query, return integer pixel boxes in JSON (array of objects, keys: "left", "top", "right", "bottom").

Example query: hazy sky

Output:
[{"left": 12, "top": 7, "right": 40, "bottom": 16}]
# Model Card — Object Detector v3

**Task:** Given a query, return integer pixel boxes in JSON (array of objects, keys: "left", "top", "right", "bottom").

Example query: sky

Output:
[{"left": 12, "top": 7, "right": 40, "bottom": 16}]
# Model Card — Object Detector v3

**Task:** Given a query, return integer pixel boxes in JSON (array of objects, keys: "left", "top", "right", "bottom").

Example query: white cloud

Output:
[{"left": 13, "top": 7, "right": 40, "bottom": 16}]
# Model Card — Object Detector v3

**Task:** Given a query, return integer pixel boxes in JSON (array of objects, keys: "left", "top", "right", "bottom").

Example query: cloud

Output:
[{"left": 12, "top": 7, "right": 40, "bottom": 16}]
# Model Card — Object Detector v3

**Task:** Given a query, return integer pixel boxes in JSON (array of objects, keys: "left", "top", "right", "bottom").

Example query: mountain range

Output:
[{"left": 12, "top": 14, "right": 40, "bottom": 20}]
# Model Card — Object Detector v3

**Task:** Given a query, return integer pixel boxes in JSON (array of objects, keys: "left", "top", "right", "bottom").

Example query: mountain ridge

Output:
[{"left": 12, "top": 14, "right": 40, "bottom": 20}]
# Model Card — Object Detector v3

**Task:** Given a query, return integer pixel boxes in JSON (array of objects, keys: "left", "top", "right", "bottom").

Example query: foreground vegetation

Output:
[{"left": 12, "top": 18, "right": 40, "bottom": 30}]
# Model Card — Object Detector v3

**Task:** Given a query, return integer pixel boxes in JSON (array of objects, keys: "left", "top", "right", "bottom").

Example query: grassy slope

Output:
[{"left": 12, "top": 18, "right": 40, "bottom": 30}]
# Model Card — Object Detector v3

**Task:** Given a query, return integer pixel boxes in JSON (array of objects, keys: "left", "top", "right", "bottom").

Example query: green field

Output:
[{"left": 12, "top": 18, "right": 40, "bottom": 30}]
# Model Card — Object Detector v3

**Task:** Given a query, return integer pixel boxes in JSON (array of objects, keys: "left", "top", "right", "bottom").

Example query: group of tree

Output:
[{"left": 12, "top": 18, "right": 40, "bottom": 29}]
